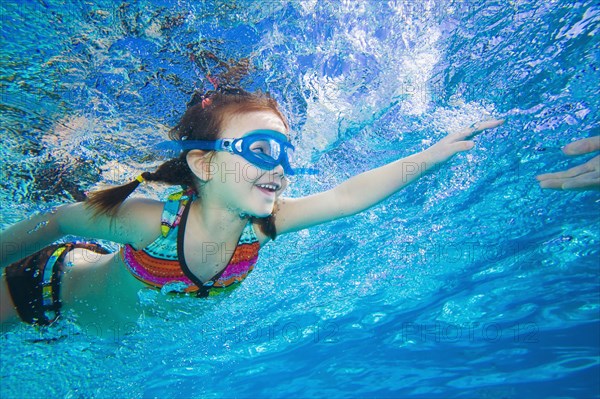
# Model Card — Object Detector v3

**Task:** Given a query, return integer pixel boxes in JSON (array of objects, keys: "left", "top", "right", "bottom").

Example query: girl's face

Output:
[{"left": 209, "top": 110, "right": 289, "bottom": 218}]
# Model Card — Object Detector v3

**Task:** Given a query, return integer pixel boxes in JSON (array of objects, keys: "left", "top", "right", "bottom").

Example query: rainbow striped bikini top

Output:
[{"left": 120, "top": 189, "right": 260, "bottom": 297}]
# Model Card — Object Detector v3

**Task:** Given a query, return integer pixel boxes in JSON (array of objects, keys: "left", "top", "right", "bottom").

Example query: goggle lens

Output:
[{"left": 240, "top": 132, "right": 295, "bottom": 174}]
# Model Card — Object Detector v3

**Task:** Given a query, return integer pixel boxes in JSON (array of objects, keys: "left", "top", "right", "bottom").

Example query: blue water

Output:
[{"left": 1, "top": 0, "right": 599, "bottom": 398}]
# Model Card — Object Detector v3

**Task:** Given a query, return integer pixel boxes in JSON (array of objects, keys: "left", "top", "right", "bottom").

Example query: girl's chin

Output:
[
  {"left": 247, "top": 210, "right": 273, "bottom": 218},
  {"left": 239, "top": 205, "right": 274, "bottom": 218}
]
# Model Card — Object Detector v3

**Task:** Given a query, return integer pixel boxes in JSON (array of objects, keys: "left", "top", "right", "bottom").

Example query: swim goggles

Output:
[{"left": 158, "top": 129, "right": 297, "bottom": 175}]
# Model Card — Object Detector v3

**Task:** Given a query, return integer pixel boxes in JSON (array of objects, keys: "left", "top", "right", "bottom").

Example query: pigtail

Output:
[
  {"left": 252, "top": 215, "right": 277, "bottom": 241},
  {"left": 144, "top": 155, "right": 196, "bottom": 187},
  {"left": 85, "top": 174, "right": 147, "bottom": 216},
  {"left": 85, "top": 154, "right": 195, "bottom": 217}
]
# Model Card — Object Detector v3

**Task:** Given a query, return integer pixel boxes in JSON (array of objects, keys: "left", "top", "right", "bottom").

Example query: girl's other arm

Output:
[
  {"left": 274, "top": 119, "right": 504, "bottom": 236},
  {"left": 1, "top": 210, "right": 63, "bottom": 266},
  {"left": 1, "top": 198, "right": 162, "bottom": 267}
]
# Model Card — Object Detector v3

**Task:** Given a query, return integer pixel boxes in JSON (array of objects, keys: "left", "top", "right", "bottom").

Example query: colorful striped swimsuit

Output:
[{"left": 120, "top": 190, "right": 260, "bottom": 297}]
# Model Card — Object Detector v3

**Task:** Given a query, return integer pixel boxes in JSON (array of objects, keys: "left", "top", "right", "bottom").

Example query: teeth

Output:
[{"left": 257, "top": 184, "right": 278, "bottom": 191}]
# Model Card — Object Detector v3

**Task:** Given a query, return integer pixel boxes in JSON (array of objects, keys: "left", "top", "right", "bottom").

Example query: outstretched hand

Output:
[
  {"left": 536, "top": 136, "right": 600, "bottom": 191},
  {"left": 428, "top": 119, "right": 505, "bottom": 163}
]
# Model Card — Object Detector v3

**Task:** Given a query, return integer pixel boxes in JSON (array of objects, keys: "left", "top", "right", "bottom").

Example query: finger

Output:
[
  {"left": 561, "top": 176, "right": 600, "bottom": 190},
  {"left": 563, "top": 136, "right": 600, "bottom": 156},
  {"left": 561, "top": 169, "right": 600, "bottom": 190},
  {"left": 536, "top": 171, "right": 564, "bottom": 181},
  {"left": 535, "top": 162, "right": 593, "bottom": 181},
  {"left": 456, "top": 119, "right": 505, "bottom": 139},
  {"left": 539, "top": 170, "right": 600, "bottom": 190},
  {"left": 474, "top": 119, "right": 505, "bottom": 131},
  {"left": 538, "top": 178, "right": 567, "bottom": 189}
]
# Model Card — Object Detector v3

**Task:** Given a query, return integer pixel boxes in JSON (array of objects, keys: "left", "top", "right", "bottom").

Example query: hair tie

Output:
[
  {"left": 201, "top": 97, "right": 213, "bottom": 109},
  {"left": 135, "top": 174, "right": 145, "bottom": 183}
]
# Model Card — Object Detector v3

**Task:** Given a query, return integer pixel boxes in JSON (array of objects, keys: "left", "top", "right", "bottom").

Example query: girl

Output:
[{"left": 0, "top": 89, "right": 503, "bottom": 333}]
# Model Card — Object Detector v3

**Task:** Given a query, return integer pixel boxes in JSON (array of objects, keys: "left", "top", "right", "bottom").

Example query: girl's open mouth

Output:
[{"left": 255, "top": 183, "right": 279, "bottom": 196}]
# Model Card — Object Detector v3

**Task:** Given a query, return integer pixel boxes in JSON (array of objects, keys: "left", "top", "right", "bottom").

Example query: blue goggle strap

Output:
[{"left": 155, "top": 139, "right": 232, "bottom": 152}]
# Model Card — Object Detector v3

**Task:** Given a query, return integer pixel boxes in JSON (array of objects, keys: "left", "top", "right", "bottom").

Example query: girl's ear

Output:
[{"left": 186, "top": 150, "right": 214, "bottom": 182}]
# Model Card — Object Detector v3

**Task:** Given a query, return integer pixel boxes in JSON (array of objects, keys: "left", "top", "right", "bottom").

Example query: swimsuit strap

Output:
[
  {"left": 160, "top": 188, "right": 196, "bottom": 237},
  {"left": 175, "top": 199, "right": 213, "bottom": 297},
  {"left": 196, "top": 220, "right": 259, "bottom": 297},
  {"left": 175, "top": 198, "right": 255, "bottom": 298}
]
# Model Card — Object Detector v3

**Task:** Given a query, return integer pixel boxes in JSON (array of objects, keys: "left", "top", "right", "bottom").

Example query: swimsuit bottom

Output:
[{"left": 4, "top": 243, "right": 110, "bottom": 326}]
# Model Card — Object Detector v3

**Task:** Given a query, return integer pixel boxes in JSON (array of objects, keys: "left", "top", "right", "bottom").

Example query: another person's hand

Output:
[{"left": 536, "top": 136, "right": 600, "bottom": 191}]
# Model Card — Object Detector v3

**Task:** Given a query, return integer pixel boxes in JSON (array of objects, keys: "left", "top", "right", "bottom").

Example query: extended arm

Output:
[
  {"left": 273, "top": 119, "right": 505, "bottom": 236},
  {"left": 1, "top": 198, "right": 163, "bottom": 267}
]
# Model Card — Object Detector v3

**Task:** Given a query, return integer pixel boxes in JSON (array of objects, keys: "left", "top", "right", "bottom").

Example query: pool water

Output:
[{"left": 1, "top": 0, "right": 599, "bottom": 398}]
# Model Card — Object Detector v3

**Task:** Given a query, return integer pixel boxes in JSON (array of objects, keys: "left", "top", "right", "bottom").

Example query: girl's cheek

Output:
[{"left": 243, "top": 164, "right": 262, "bottom": 184}]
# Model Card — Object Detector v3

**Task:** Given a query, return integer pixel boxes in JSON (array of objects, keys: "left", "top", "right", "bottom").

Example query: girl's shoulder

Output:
[
  {"left": 116, "top": 197, "right": 165, "bottom": 248},
  {"left": 120, "top": 197, "right": 165, "bottom": 216},
  {"left": 56, "top": 197, "right": 165, "bottom": 248}
]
